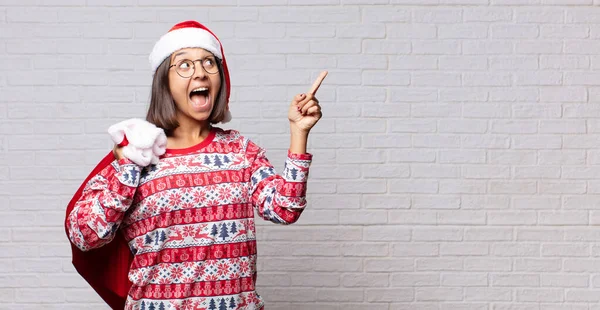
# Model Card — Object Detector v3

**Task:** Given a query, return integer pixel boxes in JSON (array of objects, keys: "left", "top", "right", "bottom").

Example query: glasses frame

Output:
[{"left": 169, "top": 57, "right": 219, "bottom": 78}]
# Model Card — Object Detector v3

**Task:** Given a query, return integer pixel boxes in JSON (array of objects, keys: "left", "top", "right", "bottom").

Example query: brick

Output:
[
  {"left": 413, "top": 135, "right": 461, "bottom": 148},
  {"left": 387, "top": 24, "right": 436, "bottom": 39},
  {"left": 440, "top": 304, "right": 488, "bottom": 310},
  {"left": 517, "top": 166, "right": 556, "bottom": 180},
  {"left": 16, "top": 289, "right": 64, "bottom": 303},
  {"left": 464, "top": 8, "right": 512, "bottom": 21},
  {"left": 440, "top": 243, "right": 489, "bottom": 256},
  {"left": 341, "top": 243, "right": 388, "bottom": 257},
  {"left": 542, "top": 25, "right": 589, "bottom": 39},
  {"left": 363, "top": 7, "right": 409, "bottom": 22},
  {"left": 337, "top": 24, "right": 385, "bottom": 39},
  {"left": 490, "top": 88, "right": 539, "bottom": 102},
  {"left": 566, "top": 40, "right": 600, "bottom": 54},
  {"left": 517, "top": 289, "right": 564, "bottom": 302},
  {"left": 414, "top": 8, "right": 462, "bottom": 23},
  {"left": 492, "top": 0, "right": 540, "bottom": 4},
  {"left": 389, "top": 150, "right": 436, "bottom": 163},
  {"left": 391, "top": 180, "right": 438, "bottom": 194},
  {"left": 465, "top": 228, "right": 513, "bottom": 241},
  {"left": 439, "top": 150, "right": 486, "bottom": 164},
  {"left": 487, "top": 211, "right": 537, "bottom": 225},
  {"left": 364, "top": 195, "right": 410, "bottom": 209},
  {"left": 313, "top": 258, "right": 362, "bottom": 272},
  {"left": 465, "top": 287, "right": 512, "bottom": 301},
  {"left": 491, "top": 243, "right": 540, "bottom": 257},
  {"left": 541, "top": 55, "right": 590, "bottom": 69},
  {"left": 390, "top": 273, "right": 439, "bottom": 287},
  {"left": 512, "top": 135, "right": 562, "bottom": 149},
  {"left": 413, "top": 228, "right": 463, "bottom": 241},
  {"left": 438, "top": 24, "right": 488, "bottom": 39},
  {"left": 463, "top": 40, "right": 513, "bottom": 55},
  {"left": 492, "top": 25, "right": 539, "bottom": 38},
  {"left": 416, "top": 258, "right": 463, "bottom": 271},
  {"left": 413, "top": 40, "right": 461, "bottom": 55},
  {"left": 362, "top": 71, "right": 409, "bottom": 86},
  {"left": 413, "top": 72, "right": 461, "bottom": 87},
  {"left": 464, "top": 73, "right": 511, "bottom": 86},
  {"left": 437, "top": 211, "right": 486, "bottom": 225},
  {"left": 365, "top": 258, "right": 413, "bottom": 272},
  {"left": 517, "top": 228, "right": 564, "bottom": 241},
  {"left": 566, "top": 8, "right": 600, "bottom": 23},
  {"left": 364, "top": 226, "right": 411, "bottom": 241},
  {"left": 413, "top": 196, "right": 461, "bottom": 210},
  {"left": 342, "top": 273, "right": 388, "bottom": 287},
  {"left": 363, "top": 39, "right": 411, "bottom": 55},
  {"left": 416, "top": 287, "right": 462, "bottom": 301},
  {"left": 366, "top": 288, "right": 413, "bottom": 302},
  {"left": 439, "top": 180, "right": 487, "bottom": 194},
  {"left": 390, "top": 89, "right": 438, "bottom": 103},
  {"left": 545, "top": 274, "right": 589, "bottom": 288},
  {"left": 441, "top": 88, "right": 488, "bottom": 102},
  {"left": 336, "top": 120, "right": 385, "bottom": 133},
  {"left": 542, "top": 243, "right": 590, "bottom": 257},
  {"left": 391, "top": 243, "right": 439, "bottom": 257},
  {"left": 411, "top": 165, "right": 460, "bottom": 179},
  {"left": 290, "top": 273, "right": 340, "bottom": 287},
  {"left": 441, "top": 273, "right": 488, "bottom": 286},
  {"left": 566, "top": 290, "right": 600, "bottom": 302},
  {"left": 339, "top": 210, "right": 388, "bottom": 225}
]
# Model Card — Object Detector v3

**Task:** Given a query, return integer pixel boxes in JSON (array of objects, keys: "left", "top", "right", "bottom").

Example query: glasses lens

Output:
[
  {"left": 203, "top": 58, "right": 219, "bottom": 74},
  {"left": 176, "top": 60, "right": 194, "bottom": 78}
]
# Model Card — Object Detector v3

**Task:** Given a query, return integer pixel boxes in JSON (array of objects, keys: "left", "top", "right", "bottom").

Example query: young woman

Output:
[{"left": 65, "top": 20, "right": 326, "bottom": 310}]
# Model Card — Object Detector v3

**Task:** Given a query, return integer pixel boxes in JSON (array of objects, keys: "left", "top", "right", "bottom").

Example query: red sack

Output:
[{"left": 64, "top": 152, "right": 133, "bottom": 309}]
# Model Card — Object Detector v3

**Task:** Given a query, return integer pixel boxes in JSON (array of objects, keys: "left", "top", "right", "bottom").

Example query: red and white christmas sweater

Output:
[{"left": 66, "top": 128, "right": 312, "bottom": 310}]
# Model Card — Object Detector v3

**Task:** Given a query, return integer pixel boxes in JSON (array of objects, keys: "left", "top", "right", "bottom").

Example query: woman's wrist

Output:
[{"left": 289, "top": 126, "right": 309, "bottom": 154}]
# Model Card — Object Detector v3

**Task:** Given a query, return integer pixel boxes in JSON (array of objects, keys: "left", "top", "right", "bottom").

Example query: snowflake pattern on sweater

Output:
[{"left": 66, "top": 128, "right": 312, "bottom": 310}]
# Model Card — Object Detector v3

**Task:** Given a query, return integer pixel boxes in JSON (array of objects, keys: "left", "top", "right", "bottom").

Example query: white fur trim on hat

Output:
[{"left": 149, "top": 27, "right": 223, "bottom": 73}]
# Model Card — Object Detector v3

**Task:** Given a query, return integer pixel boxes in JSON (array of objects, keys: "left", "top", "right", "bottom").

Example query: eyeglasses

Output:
[{"left": 169, "top": 57, "right": 219, "bottom": 78}]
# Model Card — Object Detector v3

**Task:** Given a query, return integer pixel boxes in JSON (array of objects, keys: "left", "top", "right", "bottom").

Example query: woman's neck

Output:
[{"left": 168, "top": 118, "right": 212, "bottom": 149}]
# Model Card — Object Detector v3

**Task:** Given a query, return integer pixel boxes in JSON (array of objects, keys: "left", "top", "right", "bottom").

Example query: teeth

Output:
[{"left": 192, "top": 87, "right": 208, "bottom": 92}]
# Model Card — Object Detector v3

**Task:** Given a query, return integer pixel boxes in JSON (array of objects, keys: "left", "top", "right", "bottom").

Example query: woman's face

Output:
[{"left": 168, "top": 47, "right": 221, "bottom": 124}]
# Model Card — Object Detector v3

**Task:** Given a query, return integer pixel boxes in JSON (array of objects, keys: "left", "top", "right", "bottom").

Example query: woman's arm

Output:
[
  {"left": 247, "top": 140, "right": 312, "bottom": 225},
  {"left": 66, "top": 156, "right": 141, "bottom": 251}
]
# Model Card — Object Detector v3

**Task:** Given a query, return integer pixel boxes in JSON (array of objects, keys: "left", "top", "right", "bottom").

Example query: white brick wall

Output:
[{"left": 2, "top": 1, "right": 600, "bottom": 309}]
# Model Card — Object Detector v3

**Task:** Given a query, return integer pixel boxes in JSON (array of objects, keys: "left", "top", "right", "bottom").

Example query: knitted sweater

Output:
[{"left": 66, "top": 128, "right": 312, "bottom": 310}]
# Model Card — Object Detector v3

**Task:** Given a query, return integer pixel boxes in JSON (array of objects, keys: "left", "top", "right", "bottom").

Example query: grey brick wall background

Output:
[{"left": 2, "top": 0, "right": 600, "bottom": 309}]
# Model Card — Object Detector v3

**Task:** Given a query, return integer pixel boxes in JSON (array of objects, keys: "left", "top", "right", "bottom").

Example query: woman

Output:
[{"left": 65, "top": 20, "right": 326, "bottom": 310}]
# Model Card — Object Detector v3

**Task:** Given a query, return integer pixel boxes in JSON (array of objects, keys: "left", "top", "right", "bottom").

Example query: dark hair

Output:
[{"left": 146, "top": 55, "right": 229, "bottom": 137}]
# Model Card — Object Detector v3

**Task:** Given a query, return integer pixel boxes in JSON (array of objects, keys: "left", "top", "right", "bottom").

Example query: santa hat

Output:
[{"left": 149, "top": 20, "right": 232, "bottom": 123}]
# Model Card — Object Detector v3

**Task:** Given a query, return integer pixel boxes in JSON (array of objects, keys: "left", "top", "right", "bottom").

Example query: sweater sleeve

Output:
[
  {"left": 246, "top": 140, "right": 312, "bottom": 225},
  {"left": 66, "top": 158, "right": 142, "bottom": 252}
]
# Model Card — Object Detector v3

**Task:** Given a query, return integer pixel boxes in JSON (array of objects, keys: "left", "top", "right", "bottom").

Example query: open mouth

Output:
[{"left": 189, "top": 87, "right": 210, "bottom": 109}]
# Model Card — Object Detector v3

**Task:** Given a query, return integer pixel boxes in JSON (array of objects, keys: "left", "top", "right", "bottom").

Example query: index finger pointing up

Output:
[{"left": 308, "top": 71, "right": 328, "bottom": 96}]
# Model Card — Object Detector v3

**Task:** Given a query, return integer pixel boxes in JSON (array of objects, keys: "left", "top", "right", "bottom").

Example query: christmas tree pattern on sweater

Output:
[{"left": 67, "top": 128, "right": 312, "bottom": 310}]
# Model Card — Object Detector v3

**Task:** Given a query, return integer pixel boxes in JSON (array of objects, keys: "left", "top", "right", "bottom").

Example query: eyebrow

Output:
[
  {"left": 172, "top": 51, "right": 215, "bottom": 62},
  {"left": 172, "top": 51, "right": 188, "bottom": 62}
]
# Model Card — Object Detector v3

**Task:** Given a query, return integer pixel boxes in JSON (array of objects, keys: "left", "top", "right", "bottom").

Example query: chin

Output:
[{"left": 188, "top": 104, "right": 213, "bottom": 121}]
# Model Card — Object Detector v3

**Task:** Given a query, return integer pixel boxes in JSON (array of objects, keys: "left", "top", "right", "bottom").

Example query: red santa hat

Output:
[{"left": 149, "top": 20, "right": 232, "bottom": 123}]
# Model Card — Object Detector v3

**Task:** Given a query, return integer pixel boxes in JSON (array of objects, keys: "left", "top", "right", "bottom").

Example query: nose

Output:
[{"left": 191, "top": 60, "right": 207, "bottom": 80}]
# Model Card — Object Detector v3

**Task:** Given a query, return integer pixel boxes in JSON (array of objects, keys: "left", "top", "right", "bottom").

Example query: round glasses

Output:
[{"left": 169, "top": 57, "right": 219, "bottom": 78}]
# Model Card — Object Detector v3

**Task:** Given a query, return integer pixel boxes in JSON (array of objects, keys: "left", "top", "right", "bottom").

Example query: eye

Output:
[
  {"left": 203, "top": 58, "right": 215, "bottom": 68},
  {"left": 178, "top": 60, "right": 193, "bottom": 71}
]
